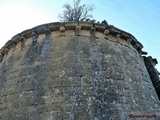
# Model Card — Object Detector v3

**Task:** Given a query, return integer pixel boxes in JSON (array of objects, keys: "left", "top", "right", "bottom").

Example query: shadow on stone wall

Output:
[{"left": 144, "top": 56, "right": 160, "bottom": 100}]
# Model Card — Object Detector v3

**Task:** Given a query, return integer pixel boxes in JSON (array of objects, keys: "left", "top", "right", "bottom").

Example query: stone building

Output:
[{"left": 0, "top": 22, "right": 160, "bottom": 119}]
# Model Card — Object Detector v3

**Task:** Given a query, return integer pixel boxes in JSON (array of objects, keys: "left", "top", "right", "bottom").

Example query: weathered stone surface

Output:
[
  {"left": 144, "top": 56, "right": 160, "bottom": 100},
  {"left": 0, "top": 22, "right": 160, "bottom": 120},
  {"left": 65, "top": 22, "right": 78, "bottom": 29}
]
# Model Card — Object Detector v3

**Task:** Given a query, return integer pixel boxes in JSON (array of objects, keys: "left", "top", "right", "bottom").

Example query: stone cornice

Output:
[{"left": 0, "top": 21, "right": 157, "bottom": 64}]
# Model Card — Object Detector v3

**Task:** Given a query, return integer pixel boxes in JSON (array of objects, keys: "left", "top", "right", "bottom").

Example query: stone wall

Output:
[
  {"left": 144, "top": 56, "right": 160, "bottom": 100},
  {"left": 0, "top": 22, "right": 160, "bottom": 119}
]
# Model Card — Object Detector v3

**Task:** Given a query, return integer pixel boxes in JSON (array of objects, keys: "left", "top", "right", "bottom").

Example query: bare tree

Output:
[{"left": 58, "top": 0, "right": 95, "bottom": 22}]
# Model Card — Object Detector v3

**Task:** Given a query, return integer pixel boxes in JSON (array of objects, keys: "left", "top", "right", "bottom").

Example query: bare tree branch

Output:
[{"left": 58, "top": 0, "right": 95, "bottom": 22}]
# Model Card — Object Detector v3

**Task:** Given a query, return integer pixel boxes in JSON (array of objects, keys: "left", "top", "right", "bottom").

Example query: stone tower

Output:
[{"left": 0, "top": 22, "right": 160, "bottom": 120}]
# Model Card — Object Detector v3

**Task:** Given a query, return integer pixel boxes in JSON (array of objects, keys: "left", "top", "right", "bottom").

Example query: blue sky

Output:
[{"left": 0, "top": 0, "right": 159, "bottom": 71}]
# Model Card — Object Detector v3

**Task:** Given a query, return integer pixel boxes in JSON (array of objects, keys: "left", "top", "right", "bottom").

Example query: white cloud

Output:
[{"left": 0, "top": 3, "right": 54, "bottom": 48}]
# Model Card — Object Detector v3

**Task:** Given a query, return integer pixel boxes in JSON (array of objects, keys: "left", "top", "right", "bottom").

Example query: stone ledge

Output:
[
  {"left": 94, "top": 23, "right": 106, "bottom": 31},
  {"left": 0, "top": 21, "right": 147, "bottom": 63},
  {"left": 33, "top": 24, "right": 47, "bottom": 34},
  {"left": 47, "top": 22, "right": 63, "bottom": 31},
  {"left": 79, "top": 21, "right": 93, "bottom": 30},
  {"left": 146, "top": 56, "right": 158, "bottom": 66},
  {"left": 65, "top": 22, "right": 78, "bottom": 29}
]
